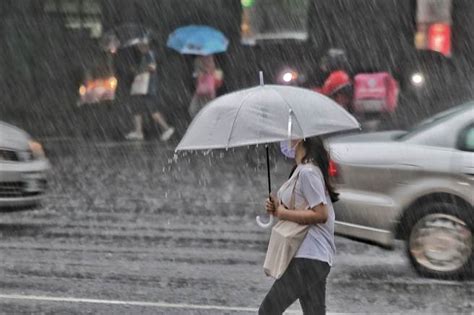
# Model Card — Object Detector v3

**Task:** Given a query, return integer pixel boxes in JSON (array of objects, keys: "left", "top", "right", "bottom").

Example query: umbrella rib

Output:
[
  {"left": 270, "top": 88, "right": 306, "bottom": 137},
  {"left": 225, "top": 88, "right": 257, "bottom": 148}
]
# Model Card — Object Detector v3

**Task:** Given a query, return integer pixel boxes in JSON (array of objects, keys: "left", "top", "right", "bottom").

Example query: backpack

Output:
[{"left": 353, "top": 72, "right": 399, "bottom": 113}]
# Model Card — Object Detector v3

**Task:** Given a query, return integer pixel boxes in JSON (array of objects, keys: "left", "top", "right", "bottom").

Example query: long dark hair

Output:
[{"left": 289, "top": 136, "right": 339, "bottom": 203}]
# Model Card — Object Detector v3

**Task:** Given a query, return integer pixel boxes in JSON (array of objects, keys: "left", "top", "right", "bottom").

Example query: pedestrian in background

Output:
[
  {"left": 321, "top": 70, "right": 353, "bottom": 112},
  {"left": 313, "top": 49, "right": 353, "bottom": 112},
  {"left": 126, "top": 38, "right": 175, "bottom": 141},
  {"left": 259, "top": 136, "right": 337, "bottom": 315},
  {"left": 188, "top": 55, "right": 222, "bottom": 118}
]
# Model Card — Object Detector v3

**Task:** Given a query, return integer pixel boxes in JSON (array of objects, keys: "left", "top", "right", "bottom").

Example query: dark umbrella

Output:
[{"left": 101, "top": 23, "right": 152, "bottom": 52}]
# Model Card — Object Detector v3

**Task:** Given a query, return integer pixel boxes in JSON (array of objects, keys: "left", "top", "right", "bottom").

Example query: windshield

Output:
[{"left": 398, "top": 102, "right": 474, "bottom": 140}]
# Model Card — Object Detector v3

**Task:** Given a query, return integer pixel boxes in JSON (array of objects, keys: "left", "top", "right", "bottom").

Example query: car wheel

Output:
[{"left": 406, "top": 202, "right": 473, "bottom": 279}]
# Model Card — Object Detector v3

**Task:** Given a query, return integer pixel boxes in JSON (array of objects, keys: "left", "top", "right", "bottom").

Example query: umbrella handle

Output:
[
  {"left": 256, "top": 145, "right": 274, "bottom": 229},
  {"left": 256, "top": 214, "right": 274, "bottom": 229}
]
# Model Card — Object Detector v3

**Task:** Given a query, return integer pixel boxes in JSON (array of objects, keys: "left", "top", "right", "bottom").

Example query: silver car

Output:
[
  {"left": 0, "top": 121, "right": 50, "bottom": 209},
  {"left": 329, "top": 102, "right": 474, "bottom": 279}
]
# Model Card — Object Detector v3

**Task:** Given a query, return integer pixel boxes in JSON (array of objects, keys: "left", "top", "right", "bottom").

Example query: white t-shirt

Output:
[{"left": 277, "top": 163, "right": 336, "bottom": 266}]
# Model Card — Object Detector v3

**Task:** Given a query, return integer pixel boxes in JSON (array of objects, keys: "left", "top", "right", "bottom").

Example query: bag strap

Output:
[
  {"left": 289, "top": 171, "right": 301, "bottom": 210},
  {"left": 289, "top": 164, "right": 317, "bottom": 210}
]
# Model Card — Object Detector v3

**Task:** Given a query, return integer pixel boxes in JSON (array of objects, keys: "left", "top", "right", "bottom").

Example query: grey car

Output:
[
  {"left": 0, "top": 121, "right": 50, "bottom": 209},
  {"left": 329, "top": 102, "right": 474, "bottom": 279}
]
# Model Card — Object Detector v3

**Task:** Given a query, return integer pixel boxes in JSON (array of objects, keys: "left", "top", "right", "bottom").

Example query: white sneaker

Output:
[
  {"left": 125, "top": 131, "right": 144, "bottom": 141},
  {"left": 160, "top": 127, "right": 175, "bottom": 141}
]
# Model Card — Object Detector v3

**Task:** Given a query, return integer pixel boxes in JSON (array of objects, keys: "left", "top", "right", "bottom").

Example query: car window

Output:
[
  {"left": 399, "top": 103, "right": 474, "bottom": 141},
  {"left": 458, "top": 124, "right": 474, "bottom": 152}
]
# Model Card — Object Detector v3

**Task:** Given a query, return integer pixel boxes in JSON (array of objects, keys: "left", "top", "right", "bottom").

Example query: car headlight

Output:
[
  {"left": 79, "top": 85, "right": 87, "bottom": 96},
  {"left": 29, "top": 140, "right": 45, "bottom": 159},
  {"left": 279, "top": 70, "right": 298, "bottom": 84},
  {"left": 282, "top": 72, "right": 294, "bottom": 83},
  {"left": 108, "top": 77, "right": 118, "bottom": 90}
]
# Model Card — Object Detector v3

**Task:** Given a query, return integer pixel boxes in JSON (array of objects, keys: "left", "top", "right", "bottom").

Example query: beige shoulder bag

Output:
[
  {"left": 263, "top": 168, "right": 310, "bottom": 279},
  {"left": 130, "top": 72, "right": 150, "bottom": 95}
]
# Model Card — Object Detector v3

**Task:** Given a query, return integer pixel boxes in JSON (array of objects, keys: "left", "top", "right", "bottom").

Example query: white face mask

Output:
[{"left": 280, "top": 141, "right": 298, "bottom": 159}]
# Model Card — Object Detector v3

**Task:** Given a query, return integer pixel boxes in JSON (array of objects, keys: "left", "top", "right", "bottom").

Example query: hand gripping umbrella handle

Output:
[{"left": 256, "top": 214, "right": 274, "bottom": 229}]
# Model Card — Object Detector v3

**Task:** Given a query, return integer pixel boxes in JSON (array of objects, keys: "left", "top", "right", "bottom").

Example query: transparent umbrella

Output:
[{"left": 176, "top": 72, "right": 360, "bottom": 228}]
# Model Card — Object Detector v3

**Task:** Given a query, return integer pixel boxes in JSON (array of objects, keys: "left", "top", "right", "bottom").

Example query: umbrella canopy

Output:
[
  {"left": 101, "top": 23, "right": 152, "bottom": 52},
  {"left": 167, "top": 25, "right": 229, "bottom": 55},
  {"left": 176, "top": 80, "right": 360, "bottom": 228},
  {"left": 176, "top": 85, "right": 360, "bottom": 151}
]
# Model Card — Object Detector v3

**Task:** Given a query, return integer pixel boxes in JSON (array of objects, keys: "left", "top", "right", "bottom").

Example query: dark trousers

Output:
[{"left": 259, "top": 258, "right": 330, "bottom": 315}]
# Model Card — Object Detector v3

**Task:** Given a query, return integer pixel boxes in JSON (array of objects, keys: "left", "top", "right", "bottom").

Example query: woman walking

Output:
[
  {"left": 188, "top": 55, "right": 220, "bottom": 118},
  {"left": 259, "top": 136, "right": 338, "bottom": 315}
]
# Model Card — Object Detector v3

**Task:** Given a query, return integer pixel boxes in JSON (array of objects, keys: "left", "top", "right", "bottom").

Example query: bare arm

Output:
[
  {"left": 265, "top": 197, "right": 328, "bottom": 225},
  {"left": 276, "top": 203, "right": 328, "bottom": 225}
]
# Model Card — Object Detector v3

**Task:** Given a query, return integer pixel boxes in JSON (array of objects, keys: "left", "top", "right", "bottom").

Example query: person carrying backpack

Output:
[{"left": 313, "top": 49, "right": 353, "bottom": 111}]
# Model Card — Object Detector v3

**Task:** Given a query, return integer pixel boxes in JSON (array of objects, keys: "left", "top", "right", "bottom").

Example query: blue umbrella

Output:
[{"left": 167, "top": 25, "right": 229, "bottom": 55}]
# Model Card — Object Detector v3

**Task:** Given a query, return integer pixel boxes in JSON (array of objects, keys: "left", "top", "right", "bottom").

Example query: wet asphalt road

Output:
[{"left": 0, "top": 140, "right": 473, "bottom": 314}]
